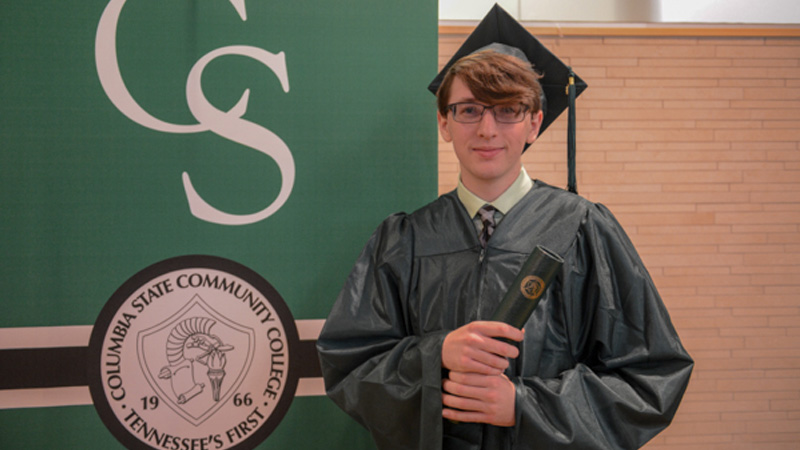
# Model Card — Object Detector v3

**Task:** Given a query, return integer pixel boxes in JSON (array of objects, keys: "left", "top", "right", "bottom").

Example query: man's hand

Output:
[
  {"left": 442, "top": 371, "right": 517, "bottom": 426},
  {"left": 442, "top": 321, "right": 524, "bottom": 374},
  {"left": 440, "top": 321, "right": 523, "bottom": 426}
]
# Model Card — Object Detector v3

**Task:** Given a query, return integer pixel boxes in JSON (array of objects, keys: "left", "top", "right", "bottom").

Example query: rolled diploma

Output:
[{"left": 489, "top": 245, "right": 563, "bottom": 329}]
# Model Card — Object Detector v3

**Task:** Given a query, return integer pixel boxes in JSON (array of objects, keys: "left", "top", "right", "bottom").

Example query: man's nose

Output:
[{"left": 477, "top": 109, "right": 498, "bottom": 137}]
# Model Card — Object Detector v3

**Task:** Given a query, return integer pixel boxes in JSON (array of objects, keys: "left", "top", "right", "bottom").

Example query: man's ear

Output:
[
  {"left": 526, "top": 109, "right": 544, "bottom": 144},
  {"left": 437, "top": 110, "right": 453, "bottom": 143}
]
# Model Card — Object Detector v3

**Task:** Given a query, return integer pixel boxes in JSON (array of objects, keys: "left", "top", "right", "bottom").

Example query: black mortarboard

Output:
[{"left": 429, "top": 3, "right": 587, "bottom": 194}]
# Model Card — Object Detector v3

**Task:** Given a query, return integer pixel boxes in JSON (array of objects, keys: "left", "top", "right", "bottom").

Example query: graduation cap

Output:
[{"left": 429, "top": 3, "right": 587, "bottom": 194}]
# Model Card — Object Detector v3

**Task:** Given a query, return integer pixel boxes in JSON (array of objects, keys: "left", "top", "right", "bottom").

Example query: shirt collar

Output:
[{"left": 457, "top": 167, "right": 533, "bottom": 218}]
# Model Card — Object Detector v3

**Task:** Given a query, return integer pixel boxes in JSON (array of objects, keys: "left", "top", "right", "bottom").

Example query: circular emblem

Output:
[
  {"left": 519, "top": 275, "right": 545, "bottom": 300},
  {"left": 88, "top": 255, "right": 299, "bottom": 450}
]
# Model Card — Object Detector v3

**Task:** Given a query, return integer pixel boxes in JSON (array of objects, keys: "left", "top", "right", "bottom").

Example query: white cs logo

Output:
[{"left": 95, "top": 0, "right": 294, "bottom": 226}]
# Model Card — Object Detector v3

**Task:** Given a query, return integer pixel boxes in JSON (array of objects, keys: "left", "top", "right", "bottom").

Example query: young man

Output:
[{"left": 317, "top": 6, "right": 692, "bottom": 449}]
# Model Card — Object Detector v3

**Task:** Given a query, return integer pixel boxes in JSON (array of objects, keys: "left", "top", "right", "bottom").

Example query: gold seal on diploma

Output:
[{"left": 520, "top": 275, "right": 545, "bottom": 300}]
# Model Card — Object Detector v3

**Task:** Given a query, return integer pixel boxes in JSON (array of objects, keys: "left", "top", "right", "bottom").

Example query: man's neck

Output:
[
  {"left": 457, "top": 167, "right": 533, "bottom": 218},
  {"left": 461, "top": 171, "right": 520, "bottom": 202}
]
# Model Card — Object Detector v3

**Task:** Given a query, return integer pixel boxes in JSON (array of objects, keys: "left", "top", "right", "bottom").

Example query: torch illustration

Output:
[{"left": 206, "top": 347, "right": 228, "bottom": 402}]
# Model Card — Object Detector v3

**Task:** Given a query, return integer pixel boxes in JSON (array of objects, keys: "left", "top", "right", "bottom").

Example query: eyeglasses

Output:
[{"left": 447, "top": 102, "right": 530, "bottom": 124}]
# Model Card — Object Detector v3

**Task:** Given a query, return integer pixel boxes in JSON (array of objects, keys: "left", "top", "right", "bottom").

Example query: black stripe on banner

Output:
[
  {"left": 0, "top": 340, "right": 322, "bottom": 391},
  {"left": 295, "top": 340, "right": 322, "bottom": 379},
  {"left": 0, "top": 347, "right": 89, "bottom": 389}
]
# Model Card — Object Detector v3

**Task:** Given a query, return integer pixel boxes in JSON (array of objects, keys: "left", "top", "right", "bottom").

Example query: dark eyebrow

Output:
[{"left": 450, "top": 96, "right": 478, "bottom": 104}]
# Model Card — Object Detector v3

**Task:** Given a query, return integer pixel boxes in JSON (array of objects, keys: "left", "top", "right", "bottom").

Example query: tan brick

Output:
[
  {"left": 730, "top": 99, "right": 800, "bottom": 109},
  {"left": 591, "top": 85, "right": 744, "bottom": 100},
  {"left": 716, "top": 294, "right": 800, "bottom": 308},
  {"left": 636, "top": 232, "right": 766, "bottom": 246},
  {"left": 645, "top": 252, "right": 742, "bottom": 267},
  {"left": 556, "top": 43, "right": 716, "bottom": 59},
  {"left": 593, "top": 108, "right": 748, "bottom": 121},
  {"left": 625, "top": 79, "right": 721, "bottom": 89},
  {"left": 656, "top": 444, "right": 798, "bottom": 450},
  {"left": 696, "top": 119, "right": 764, "bottom": 129},
  {"left": 732, "top": 58, "right": 799, "bottom": 68},
  {"left": 743, "top": 252, "right": 800, "bottom": 265},
  {"left": 733, "top": 348, "right": 800, "bottom": 359},
  {"left": 625, "top": 147, "right": 759, "bottom": 159},
  {"left": 698, "top": 285, "right": 765, "bottom": 296},
  {"left": 766, "top": 369, "right": 800, "bottom": 379},
  {"left": 672, "top": 399, "right": 758, "bottom": 416},
  {"left": 769, "top": 316, "right": 800, "bottom": 327},
  {"left": 716, "top": 211, "right": 800, "bottom": 225},
  {"left": 746, "top": 336, "right": 800, "bottom": 350},
  {"left": 601, "top": 37, "right": 700, "bottom": 46},
  {"left": 719, "top": 162, "right": 786, "bottom": 171},
  {"left": 644, "top": 443, "right": 734, "bottom": 450},
  {"left": 661, "top": 184, "right": 733, "bottom": 193},
  {"left": 569, "top": 57, "right": 639, "bottom": 67},
  {"left": 768, "top": 233, "right": 800, "bottom": 244},
  {"left": 684, "top": 334, "right": 746, "bottom": 349},
  {"left": 578, "top": 99, "right": 664, "bottom": 110},
  {"left": 764, "top": 286, "right": 800, "bottom": 295},
  {"left": 731, "top": 224, "right": 797, "bottom": 233},
  {"left": 675, "top": 314, "right": 769, "bottom": 330},
  {"left": 662, "top": 99, "right": 733, "bottom": 109},
  {"left": 721, "top": 78, "right": 788, "bottom": 87},
  {"left": 732, "top": 266, "right": 800, "bottom": 276},
  {"left": 732, "top": 307, "right": 800, "bottom": 317},
  {"left": 771, "top": 399, "right": 800, "bottom": 411},
  {"left": 750, "top": 274, "right": 800, "bottom": 286},
  {"left": 716, "top": 377, "right": 800, "bottom": 393},
  {"left": 653, "top": 274, "right": 752, "bottom": 294},
  {"left": 721, "top": 411, "right": 788, "bottom": 421},
  {"left": 786, "top": 162, "right": 800, "bottom": 170},
  {"left": 701, "top": 38, "right": 762, "bottom": 46},
  {"left": 719, "top": 244, "right": 785, "bottom": 253},
  {"left": 746, "top": 419, "right": 800, "bottom": 434},
  {"left": 736, "top": 390, "right": 800, "bottom": 401},
  {"left": 601, "top": 120, "right": 700, "bottom": 130},
  {"left": 697, "top": 204, "right": 764, "bottom": 213},
  {"left": 717, "top": 129, "right": 800, "bottom": 142},
  {"left": 765, "top": 120, "right": 800, "bottom": 129},
  {"left": 639, "top": 57, "right": 733, "bottom": 68},
  {"left": 612, "top": 204, "right": 698, "bottom": 215},
  {"left": 743, "top": 170, "right": 800, "bottom": 183},
  {"left": 743, "top": 435, "right": 800, "bottom": 446},
  {"left": 751, "top": 108, "right": 800, "bottom": 120},
  {"left": 719, "top": 327, "right": 788, "bottom": 337},
  {"left": 583, "top": 169, "right": 739, "bottom": 184},
  {"left": 716, "top": 45, "right": 800, "bottom": 59}
]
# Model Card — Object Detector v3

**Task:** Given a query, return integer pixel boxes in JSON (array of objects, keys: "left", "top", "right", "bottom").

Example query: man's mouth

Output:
[{"left": 473, "top": 146, "right": 503, "bottom": 157}]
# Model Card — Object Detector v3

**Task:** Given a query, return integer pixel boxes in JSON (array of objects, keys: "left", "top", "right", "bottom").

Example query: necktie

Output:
[{"left": 477, "top": 204, "right": 497, "bottom": 248}]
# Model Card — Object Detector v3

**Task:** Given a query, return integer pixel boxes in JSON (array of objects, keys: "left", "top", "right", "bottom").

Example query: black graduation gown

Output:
[{"left": 317, "top": 181, "right": 693, "bottom": 450}]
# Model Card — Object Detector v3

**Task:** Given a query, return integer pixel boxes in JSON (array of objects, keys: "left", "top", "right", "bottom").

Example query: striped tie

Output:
[{"left": 477, "top": 204, "right": 497, "bottom": 248}]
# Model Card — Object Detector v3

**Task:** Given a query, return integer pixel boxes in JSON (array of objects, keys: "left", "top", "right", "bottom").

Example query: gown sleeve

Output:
[
  {"left": 316, "top": 213, "right": 446, "bottom": 450},
  {"left": 510, "top": 203, "right": 693, "bottom": 449}
]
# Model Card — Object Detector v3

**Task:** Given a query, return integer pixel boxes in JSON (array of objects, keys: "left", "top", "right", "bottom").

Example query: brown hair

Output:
[{"left": 436, "top": 50, "right": 543, "bottom": 116}]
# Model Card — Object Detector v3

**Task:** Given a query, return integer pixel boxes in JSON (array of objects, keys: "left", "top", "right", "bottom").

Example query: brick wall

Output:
[{"left": 438, "top": 29, "right": 800, "bottom": 449}]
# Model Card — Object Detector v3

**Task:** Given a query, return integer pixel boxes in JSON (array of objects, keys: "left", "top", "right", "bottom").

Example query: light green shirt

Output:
[{"left": 457, "top": 167, "right": 533, "bottom": 234}]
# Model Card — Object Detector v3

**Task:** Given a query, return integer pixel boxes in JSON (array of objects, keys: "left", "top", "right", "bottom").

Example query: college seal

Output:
[
  {"left": 520, "top": 275, "right": 546, "bottom": 301},
  {"left": 88, "top": 255, "right": 299, "bottom": 450}
]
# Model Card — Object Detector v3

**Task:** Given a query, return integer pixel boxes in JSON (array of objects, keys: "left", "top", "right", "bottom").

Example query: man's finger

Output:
[{"left": 470, "top": 321, "right": 525, "bottom": 342}]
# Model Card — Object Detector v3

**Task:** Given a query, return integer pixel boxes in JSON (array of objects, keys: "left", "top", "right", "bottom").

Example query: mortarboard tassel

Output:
[{"left": 567, "top": 66, "right": 577, "bottom": 194}]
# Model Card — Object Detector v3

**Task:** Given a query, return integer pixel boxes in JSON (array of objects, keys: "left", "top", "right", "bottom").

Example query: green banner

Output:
[{"left": 0, "top": 1, "right": 436, "bottom": 448}]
